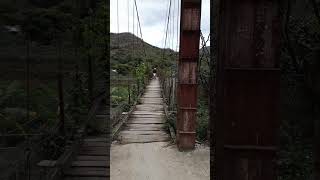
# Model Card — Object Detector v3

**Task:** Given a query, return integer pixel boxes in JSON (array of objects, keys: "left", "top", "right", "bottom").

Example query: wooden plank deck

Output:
[
  {"left": 63, "top": 137, "right": 110, "bottom": 179},
  {"left": 64, "top": 79, "right": 170, "bottom": 179},
  {"left": 63, "top": 104, "right": 110, "bottom": 179},
  {"left": 115, "top": 78, "right": 170, "bottom": 144}
]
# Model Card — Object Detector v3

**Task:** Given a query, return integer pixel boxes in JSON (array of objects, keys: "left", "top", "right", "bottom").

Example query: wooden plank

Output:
[
  {"left": 64, "top": 167, "right": 109, "bottom": 177},
  {"left": 119, "top": 130, "right": 168, "bottom": 136},
  {"left": 128, "top": 118, "right": 164, "bottom": 122},
  {"left": 71, "top": 161, "right": 108, "bottom": 167},
  {"left": 76, "top": 156, "right": 108, "bottom": 161},
  {"left": 140, "top": 97, "right": 162, "bottom": 99},
  {"left": 129, "top": 117, "right": 164, "bottom": 120},
  {"left": 65, "top": 177, "right": 107, "bottom": 180},
  {"left": 140, "top": 102, "right": 163, "bottom": 105},
  {"left": 127, "top": 119, "right": 165, "bottom": 124},
  {"left": 139, "top": 102, "right": 163, "bottom": 105},
  {"left": 140, "top": 97, "right": 163, "bottom": 102},
  {"left": 112, "top": 78, "right": 171, "bottom": 144},
  {"left": 140, "top": 98, "right": 163, "bottom": 101},
  {"left": 139, "top": 100, "right": 163, "bottom": 103},
  {"left": 132, "top": 110, "right": 164, "bottom": 113},
  {"left": 82, "top": 142, "right": 109, "bottom": 147},
  {"left": 131, "top": 111, "right": 164, "bottom": 115},
  {"left": 123, "top": 128, "right": 164, "bottom": 131},
  {"left": 130, "top": 115, "right": 164, "bottom": 118},
  {"left": 135, "top": 106, "right": 163, "bottom": 111},
  {"left": 135, "top": 104, "right": 163, "bottom": 108},
  {"left": 142, "top": 96, "right": 162, "bottom": 98},
  {"left": 79, "top": 149, "right": 109, "bottom": 156},
  {"left": 135, "top": 105, "right": 163, "bottom": 108},
  {"left": 78, "top": 152, "right": 109, "bottom": 156},
  {"left": 125, "top": 124, "right": 164, "bottom": 131},
  {"left": 81, "top": 146, "right": 108, "bottom": 151},
  {"left": 84, "top": 137, "right": 108, "bottom": 142},
  {"left": 130, "top": 114, "right": 164, "bottom": 117},
  {"left": 135, "top": 108, "right": 163, "bottom": 111},
  {"left": 119, "top": 134, "right": 170, "bottom": 144}
]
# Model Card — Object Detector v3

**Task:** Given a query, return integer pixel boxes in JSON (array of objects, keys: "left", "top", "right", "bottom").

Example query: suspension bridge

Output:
[
  {"left": 0, "top": 0, "right": 283, "bottom": 179},
  {"left": 110, "top": 0, "right": 281, "bottom": 179},
  {"left": 109, "top": 0, "right": 209, "bottom": 178}
]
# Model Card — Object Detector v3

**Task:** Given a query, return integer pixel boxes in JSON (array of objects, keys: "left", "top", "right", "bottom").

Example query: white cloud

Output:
[{"left": 111, "top": 0, "right": 210, "bottom": 48}]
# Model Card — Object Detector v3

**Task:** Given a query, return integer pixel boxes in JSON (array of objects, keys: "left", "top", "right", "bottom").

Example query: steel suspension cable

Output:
[
  {"left": 132, "top": 0, "right": 135, "bottom": 58},
  {"left": 117, "top": 0, "right": 120, "bottom": 48},
  {"left": 162, "top": 0, "right": 170, "bottom": 49},
  {"left": 133, "top": 0, "right": 147, "bottom": 57},
  {"left": 171, "top": 0, "right": 175, "bottom": 51},
  {"left": 176, "top": 0, "right": 180, "bottom": 52},
  {"left": 127, "top": 0, "right": 130, "bottom": 33},
  {"left": 168, "top": 10, "right": 171, "bottom": 51},
  {"left": 169, "top": 1, "right": 172, "bottom": 51},
  {"left": 162, "top": 0, "right": 172, "bottom": 59}
]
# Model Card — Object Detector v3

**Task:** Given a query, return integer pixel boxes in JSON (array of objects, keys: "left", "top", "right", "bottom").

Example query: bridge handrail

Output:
[
  {"left": 111, "top": 76, "right": 151, "bottom": 139},
  {"left": 111, "top": 90, "right": 144, "bottom": 139},
  {"left": 37, "top": 92, "right": 106, "bottom": 180},
  {"left": 0, "top": 112, "right": 64, "bottom": 180}
]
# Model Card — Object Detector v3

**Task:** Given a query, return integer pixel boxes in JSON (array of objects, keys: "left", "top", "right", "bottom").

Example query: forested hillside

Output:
[{"left": 110, "top": 32, "right": 176, "bottom": 75}]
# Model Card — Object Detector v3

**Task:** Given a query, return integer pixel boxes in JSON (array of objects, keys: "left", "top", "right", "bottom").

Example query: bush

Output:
[
  {"left": 121, "top": 103, "right": 131, "bottom": 112},
  {"left": 111, "top": 86, "right": 129, "bottom": 105},
  {"left": 196, "top": 101, "right": 209, "bottom": 141},
  {"left": 167, "top": 111, "right": 176, "bottom": 132}
]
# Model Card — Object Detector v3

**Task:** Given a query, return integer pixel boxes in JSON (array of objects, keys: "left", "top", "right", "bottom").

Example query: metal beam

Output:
[
  {"left": 214, "top": 0, "right": 281, "bottom": 179},
  {"left": 177, "top": 0, "right": 202, "bottom": 150}
]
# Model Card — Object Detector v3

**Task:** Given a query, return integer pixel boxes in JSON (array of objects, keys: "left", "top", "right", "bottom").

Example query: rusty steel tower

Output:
[
  {"left": 177, "top": 0, "right": 202, "bottom": 150},
  {"left": 214, "top": 0, "right": 281, "bottom": 179}
]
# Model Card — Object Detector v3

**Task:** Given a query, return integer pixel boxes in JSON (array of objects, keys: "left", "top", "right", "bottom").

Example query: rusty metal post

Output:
[
  {"left": 214, "top": 0, "right": 281, "bottom": 179},
  {"left": 177, "top": 0, "right": 202, "bottom": 150}
]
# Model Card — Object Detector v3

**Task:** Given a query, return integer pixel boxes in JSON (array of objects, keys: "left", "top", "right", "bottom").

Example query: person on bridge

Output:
[{"left": 152, "top": 68, "right": 157, "bottom": 79}]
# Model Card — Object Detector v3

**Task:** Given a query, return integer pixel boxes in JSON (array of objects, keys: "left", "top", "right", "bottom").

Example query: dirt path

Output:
[
  {"left": 111, "top": 142, "right": 209, "bottom": 180},
  {"left": 111, "top": 78, "right": 209, "bottom": 180}
]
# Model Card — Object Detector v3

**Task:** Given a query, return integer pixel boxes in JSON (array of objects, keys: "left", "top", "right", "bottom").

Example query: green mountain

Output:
[{"left": 110, "top": 32, "right": 177, "bottom": 75}]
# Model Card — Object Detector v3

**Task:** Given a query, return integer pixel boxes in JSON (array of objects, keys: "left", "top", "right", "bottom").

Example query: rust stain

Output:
[
  {"left": 177, "top": 0, "right": 202, "bottom": 150},
  {"left": 215, "top": 0, "right": 280, "bottom": 179}
]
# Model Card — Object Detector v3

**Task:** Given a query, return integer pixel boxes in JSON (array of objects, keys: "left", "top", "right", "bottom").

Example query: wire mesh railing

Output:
[{"left": 110, "top": 74, "right": 145, "bottom": 126}]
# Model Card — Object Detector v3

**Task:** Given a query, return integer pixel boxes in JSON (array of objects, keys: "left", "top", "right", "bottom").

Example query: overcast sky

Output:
[{"left": 110, "top": 0, "right": 210, "bottom": 50}]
